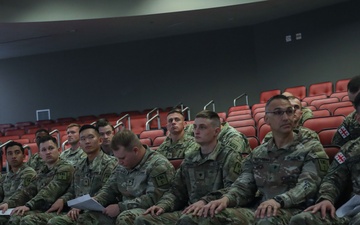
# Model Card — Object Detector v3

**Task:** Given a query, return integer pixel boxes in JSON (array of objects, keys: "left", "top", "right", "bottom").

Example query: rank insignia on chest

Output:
[
  {"left": 338, "top": 126, "right": 350, "bottom": 139},
  {"left": 334, "top": 152, "right": 346, "bottom": 164},
  {"left": 127, "top": 179, "right": 134, "bottom": 186},
  {"left": 155, "top": 173, "right": 169, "bottom": 187}
]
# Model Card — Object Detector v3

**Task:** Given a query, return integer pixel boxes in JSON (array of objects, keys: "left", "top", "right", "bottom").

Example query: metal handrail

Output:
[
  {"left": 49, "top": 129, "right": 61, "bottom": 147},
  {"left": 182, "top": 106, "right": 191, "bottom": 121},
  {"left": 61, "top": 140, "right": 68, "bottom": 152},
  {"left": 233, "top": 93, "right": 249, "bottom": 106},
  {"left": 173, "top": 102, "right": 184, "bottom": 111},
  {"left": 146, "top": 108, "right": 161, "bottom": 130},
  {"left": 203, "top": 100, "right": 215, "bottom": 111},
  {"left": 116, "top": 114, "right": 131, "bottom": 130},
  {"left": 114, "top": 121, "right": 124, "bottom": 132}
]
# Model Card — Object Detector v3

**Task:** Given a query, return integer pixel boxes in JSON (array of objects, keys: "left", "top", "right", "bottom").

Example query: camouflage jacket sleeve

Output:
[
  {"left": 117, "top": 160, "right": 175, "bottom": 211},
  {"left": 26, "top": 163, "right": 74, "bottom": 210},
  {"left": 274, "top": 141, "right": 329, "bottom": 208},
  {"left": 0, "top": 176, "right": 5, "bottom": 202},
  {"left": 17, "top": 167, "right": 37, "bottom": 190},
  {"left": 156, "top": 166, "right": 189, "bottom": 212},
  {"left": 6, "top": 177, "right": 38, "bottom": 208},
  {"left": 332, "top": 112, "right": 356, "bottom": 146},
  {"left": 201, "top": 150, "right": 243, "bottom": 203},
  {"left": 299, "top": 107, "right": 313, "bottom": 126}
]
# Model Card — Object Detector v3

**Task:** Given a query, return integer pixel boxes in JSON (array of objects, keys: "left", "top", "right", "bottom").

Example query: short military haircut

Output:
[
  {"left": 167, "top": 108, "right": 184, "bottom": 118},
  {"left": 79, "top": 124, "right": 99, "bottom": 134},
  {"left": 195, "top": 110, "right": 220, "bottom": 128},
  {"left": 35, "top": 128, "right": 50, "bottom": 136},
  {"left": 353, "top": 92, "right": 360, "bottom": 110},
  {"left": 38, "top": 135, "right": 58, "bottom": 147},
  {"left": 348, "top": 75, "right": 360, "bottom": 94},
  {"left": 95, "top": 118, "right": 115, "bottom": 131},
  {"left": 111, "top": 129, "right": 142, "bottom": 151},
  {"left": 67, "top": 123, "right": 81, "bottom": 129},
  {"left": 265, "top": 94, "right": 290, "bottom": 109},
  {"left": 5, "top": 141, "right": 25, "bottom": 154}
]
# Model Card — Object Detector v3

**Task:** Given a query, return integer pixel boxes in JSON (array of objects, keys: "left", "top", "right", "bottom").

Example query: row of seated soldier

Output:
[{"left": 0, "top": 76, "right": 359, "bottom": 225}]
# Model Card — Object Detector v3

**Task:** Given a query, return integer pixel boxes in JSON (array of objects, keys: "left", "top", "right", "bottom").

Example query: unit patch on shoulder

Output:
[
  {"left": 57, "top": 171, "right": 71, "bottom": 181},
  {"left": 233, "top": 162, "right": 241, "bottom": 174},
  {"left": 338, "top": 126, "right": 350, "bottom": 139},
  {"left": 334, "top": 152, "right": 346, "bottom": 164},
  {"left": 155, "top": 173, "right": 169, "bottom": 187}
]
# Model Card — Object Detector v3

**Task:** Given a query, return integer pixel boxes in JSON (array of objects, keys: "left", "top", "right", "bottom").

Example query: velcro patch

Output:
[
  {"left": 233, "top": 162, "right": 241, "bottom": 174},
  {"left": 57, "top": 171, "right": 70, "bottom": 181},
  {"left": 334, "top": 152, "right": 346, "bottom": 164},
  {"left": 318, "top": 159, "right": 329, "bottom": 172},
  {"left": 154, "top": 173, "right": 169, "bottom": 187},
  {"left": 338, "top": 126, "right": 350, "bottom": 139}
]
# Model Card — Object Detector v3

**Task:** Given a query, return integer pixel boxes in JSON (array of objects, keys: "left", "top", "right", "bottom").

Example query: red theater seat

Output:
[
  {"left": 335, "top": 78, "right": 350, "bottom": 92},
  {"left": 260, "top": 89, "right": 281, "bottom": 104},
  {"left": 308, "top": 81, "right": 333, "bottom": 97},
  {"left": 284, "top": 86, "right": 306, "bottom": 100},
  {"left": 303, "top": 115, "right": 345, "bottom": 133}
]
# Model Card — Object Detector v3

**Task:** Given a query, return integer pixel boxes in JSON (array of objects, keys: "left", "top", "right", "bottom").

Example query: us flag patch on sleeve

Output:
[
  {"left": 334, "top": 152, "right": 346, "bottom": 164},
  {"left": 338, "top": 126, "right": 350, "bottom": 139}
]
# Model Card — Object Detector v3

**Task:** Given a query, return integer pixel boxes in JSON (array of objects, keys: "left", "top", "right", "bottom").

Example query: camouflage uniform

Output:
[
  {"left": 156, "top": 134, "right": 197, "bottom": 159},
  {"left": 180, "top": 132, "right": 329, "bottom": 225},
  {"left": 76, "top": 147, "right": 175, "bottom": 225},
  {"left": 262, "top": 126, "right": 320, "bottom": 144},
  {"left": 59, "top": 146, "right": 87, "bottom": 168},
  {"left": 135, "top": 141, "right": 243, "bottom": 225},
  {"left": 0, "top": 164, "right": 36, "bottom": 225},
  {"left": 289, "top": 137, "right": 360, "bottom": 225},
  {"left": 26, "top": 153, "right": 45, "bottom": 172},
  {"left": 299, "top": 107, "right": 313, "bottom": 126},
  {"left": 185, "top": 122, "right": 251, "bottom": 154},
  {"left": 332, "top": 110, "right": 360, "bottom": 146},
  {"left": 21, "top": 151, "right": 117, "bottom": 225},
  {"left": 4, "top": 159, "right": 74, "bottom": 225}
]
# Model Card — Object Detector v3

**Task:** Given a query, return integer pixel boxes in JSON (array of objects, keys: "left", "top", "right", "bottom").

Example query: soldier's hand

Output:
[
  {"left": 46, "top": 198, "right": 64, "bottom": 214},
  {"left": 67, "top": 208, "right": 81, "bottom": 221},
  {"left": 143, "top": 205, "right": 164, "bottom": 216},
  {"left": 103, "top": 204, "right": 120, "bottom": 218},
  {"left": 304, "top": 200, "right": 335, "bottom": 219},
  {"left": 201, "top": 197, "right": 229, "bottom": 218},
  {"left": 182, "top": 200, "right": 206, "bottom": 215},
  {"left": 255, "top": 199, "right": 280, "bottom": 219},
  {"left": 0, "top": 203, "right": 8, "bottom": 213},
  {"left": 11, "top": 205, "right": 30, "bottom": 216}
]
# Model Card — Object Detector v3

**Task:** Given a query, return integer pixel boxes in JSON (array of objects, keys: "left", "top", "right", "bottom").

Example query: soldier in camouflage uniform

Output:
[
  {"left": 74, "top": 129, "right": 175, "bottom": 225},
  {"left": 185, "top": 120, "right": 251, "bottom": 155},
  {"left": 289, "top": 92, "right": 360, "bottom": 225},
  {"left": 17, "top": 125, "right": 118, "bottom": 225},
  {"left": 60, "top": 123, "right": 86, "bottom": 167},
  {"left": 26, "top": 128, "right": 49, "bottom": 172},
  {"left": 0, "top": 135, "right": 74, "bottom": 225},
  {"left": 332, "top": 75, "right": 360, "bottom": 146},
  {"left": 262, "top": 96, "right": 319, "bottom": 143},
  {"left": 0, "top": 142, "right": 36, "bottom": 225},
  {"left": 157, "top": 109, "right": 197, "bottom": 159},
  {"left": 282, "top": 92, "right": 313, "bottom": 126},
  {"left": 95, "top": 118, "right": 115, "bottom": 156},
  {"left": 136, "top": 110, "right": 243, "bottom": 225},
  {"left": 179, "top": 95, "right": 329, "bottom": 225}
]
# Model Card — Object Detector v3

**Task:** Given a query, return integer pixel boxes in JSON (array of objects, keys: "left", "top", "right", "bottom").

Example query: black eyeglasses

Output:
[{"left": 265, "top": 108, "right": 294, "bottom": 116}]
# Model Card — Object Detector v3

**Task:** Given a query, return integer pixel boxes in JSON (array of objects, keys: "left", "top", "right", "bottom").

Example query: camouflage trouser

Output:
[
  {"left": 135, "top": 211, "right": 183, "bottom": 225},
  {"left": 47, "top": 213, "right": 75, "bottom": 225},
  {"left": 0, "top": 215, "right": 9, "bottom": 225},
  {"left": 76, "top": 211, "right": 115, "bottom": 225},
  {"left": 117, "top": 208, "right": 146, "bottom": 225},
  {"left": 289, "top": 211, "right": 350, "bottom": 225},
  {"left": 19, "top": 212, "right": 58, "bottom": 225}
]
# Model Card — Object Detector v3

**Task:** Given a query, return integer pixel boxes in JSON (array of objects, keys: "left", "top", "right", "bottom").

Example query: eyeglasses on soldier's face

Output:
[{"left": 265, "top": 108, "right": 295, "bottom": 116}]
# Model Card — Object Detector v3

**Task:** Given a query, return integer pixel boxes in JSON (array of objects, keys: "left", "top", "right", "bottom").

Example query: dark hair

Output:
[
  {"left": 38, "top": 135, "right": 58, "bottom": 147},
  {"left": 195, "top": 110, "right": 220, "bottom": 128},
  {"left": 348, "top": 75, "right": 360, "bottom": 94},
  {"left": 95, "top": 118, "right": 114, "bottom": 131},
  {"left": 5, "top": 141, "right": 25, "bottom": 154},
  {"left": 167, "top": 108, "right": 184, "bottom": 118},
  {"left": 265, "top": 95, "right": 290, "bottom": 109},
  {"left": 35, "top": 128, "right": 50, "bottom": 136},
  {"left": 353, "top": 92, "right": 360, "bottom": 109},
  {"left": 79, "top": 124, "right": 99, "bottom": 134},
  {"left": 111, "top": 129, "right": 142, "bottom": 151}
]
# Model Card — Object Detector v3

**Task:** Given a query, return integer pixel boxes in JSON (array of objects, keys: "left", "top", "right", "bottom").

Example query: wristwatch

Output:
[{"left": 273, "top": 196, "right": 284, "bottom": 208}]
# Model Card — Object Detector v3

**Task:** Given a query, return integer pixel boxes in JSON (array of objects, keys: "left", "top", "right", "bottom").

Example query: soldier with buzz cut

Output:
[
  {"left": 157, "top": 108, "right": 197, "bottom": 159},
  {"left": 178, "top": 95, "right": 329, "bottom": 225},
  {"left": 17, "top": 124, "right": 118, "bottom": 225},
  {"left": 0, "top": 142, "right": 36, "bottom": 225},
  {"left": 0, "top": 135, "right": 74, "bottom": 225},
  {"left": 74, "top": 129, "right": 175, "bottom": 225},
  {"left": 60, "top": 123, "right": 86, "bottom": 167},
  {"left": 136, "top": 110, "right": 243, "bottom": 225},
  {"left": 26, "top": 128, "right": 50, "bottom": 172},
  {"left": 332, "top": 75, "right": 360, "bottom": 146},
  {"left": 289, "top": 92, "right": 360, "bottom": 225}
]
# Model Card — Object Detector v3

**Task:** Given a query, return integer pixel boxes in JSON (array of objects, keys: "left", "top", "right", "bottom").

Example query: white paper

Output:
[
  {"left": 0, "top": 208, "right": 14, "bottom": 216},
  {"left": 336, "top": 194, "right": 360, "bottom": 217},
  {"left": 67, "top": 194, "right": 104, "bottom": 212}
]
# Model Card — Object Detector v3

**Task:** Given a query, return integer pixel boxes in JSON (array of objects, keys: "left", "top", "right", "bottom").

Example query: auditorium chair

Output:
[
  {"left": 308, "top": 81, "right": 333, "bottom": 97},
  {"left": 284, "top": 85, "right": 306, "bottom": 100}
]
